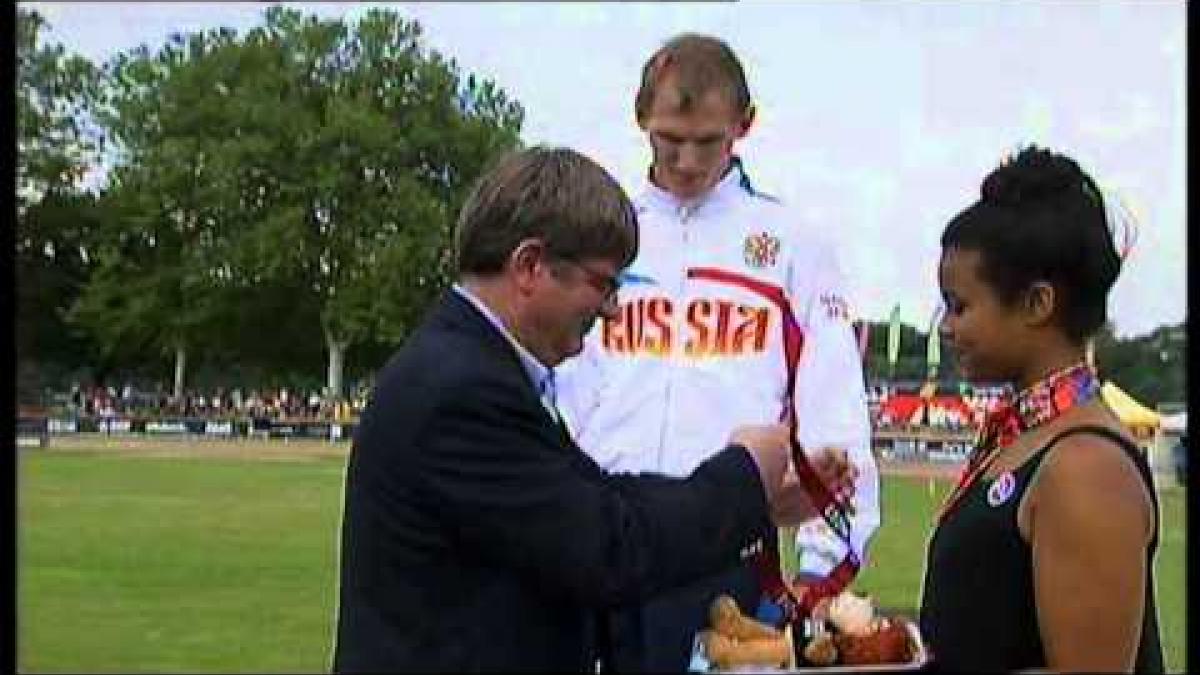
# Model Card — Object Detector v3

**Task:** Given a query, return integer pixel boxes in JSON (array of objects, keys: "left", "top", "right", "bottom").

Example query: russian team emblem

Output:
[{"left": 743, "top": 231, "right": 781, "bottom": 268}]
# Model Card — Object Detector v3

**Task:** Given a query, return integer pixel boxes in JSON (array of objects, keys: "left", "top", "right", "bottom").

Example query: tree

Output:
[
  {"left": 862, "top": 315, "right": 1187, "bottom": 407},
  {"left": 225, "top": 7, "right": 524, "bottom": 399},
  {"left": 16, "top": 8, "right": 103, "bottom": 211},
  {"left": 77, "top": 7, "right": 523, "bottom": 400},
  {"left": 15, "top": 8, "right": 107, "bottom": 401},
  {"left": 1094, "top": 322, "right": 1186, "bottom": 406},
  {"left": 74, "top": 27, "right": 249, "bottom": 401},
  {"left": 864, "top": 320, "right": 932, "bottom": 384}
]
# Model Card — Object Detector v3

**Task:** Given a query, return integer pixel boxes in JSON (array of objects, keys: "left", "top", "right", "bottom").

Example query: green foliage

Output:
[
  {"left": 16, "top": 9, "right": 109, "bottom": 398},
  {"left": 863, "top": 320, "right": 946, "bottom": 383},
  {"left": 52, "top": 6, "right": 524, "bottom": 392},
  {"left": 861, "top": 318, "right": 1187, "bottom": 405},
  {"left": 1094, "top": 322, "right": 1187, "bottom": 406},
  {"left": 66, "top": 25, "right": 252, "bottom": 390},
  {"left": 16, "top": 7, "right": 104, "bottom": 209},
  {"left": 16, "top": 193, "right": 103, "bottom": 354},
  {"left": 223, "top": 7, "right": 524, "bottom": 351},
  {"left": 15, "top": 3, "right": 526, "bottom": 393}
]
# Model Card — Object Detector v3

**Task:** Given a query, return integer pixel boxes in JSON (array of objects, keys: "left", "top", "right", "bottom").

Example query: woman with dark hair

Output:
[{"left": 918, "top": 146, "right": 1163, "bottom": 672}]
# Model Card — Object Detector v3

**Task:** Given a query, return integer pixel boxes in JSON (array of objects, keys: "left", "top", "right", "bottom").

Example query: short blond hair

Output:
[{"left": 635, "top": 33, "right": 751, "bottom": 123}]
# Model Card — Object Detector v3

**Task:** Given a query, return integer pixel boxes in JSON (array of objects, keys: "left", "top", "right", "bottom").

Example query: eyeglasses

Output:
[{"left": 552, "top": 259, "right": 622, "bottom": 306}]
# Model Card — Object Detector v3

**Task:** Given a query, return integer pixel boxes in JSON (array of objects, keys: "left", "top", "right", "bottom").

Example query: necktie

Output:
[{"left": 540, "top": 371, "right": 564, "bottom": 427}]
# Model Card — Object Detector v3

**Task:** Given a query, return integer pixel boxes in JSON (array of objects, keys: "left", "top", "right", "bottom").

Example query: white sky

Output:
[{"left": 27, "top": 1, "right": 1187, "bottom": 338}]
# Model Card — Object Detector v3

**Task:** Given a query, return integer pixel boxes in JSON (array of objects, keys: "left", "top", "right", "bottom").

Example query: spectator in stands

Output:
[
  {"left": 69, "top": 382, "right": 83, "bottom": 415},
  {"left": 191, "top": 393, "right": 207, "bottom": 417},
  {"left": 98, "top": 395, "right": 116, "bottom": 420},
  {"left": 919, "top": 146, "right": 1162, "bottom": 671}
]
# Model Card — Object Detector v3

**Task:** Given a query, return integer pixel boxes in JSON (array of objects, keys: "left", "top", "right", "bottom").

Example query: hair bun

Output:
[{"left": 981, "top": 146, "right": 1086, "bottom": 207}]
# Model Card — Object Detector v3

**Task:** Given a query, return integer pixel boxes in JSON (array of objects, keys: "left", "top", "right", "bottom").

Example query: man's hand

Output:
[
  {"left": 771, "top": 446, "right": 858, "bottom": 526},
  {"left": 809, "top": 445, "right": 858, "bottom": 511},
  {"left": 731, "top": 428, "right": 860, "bottom": 526}
]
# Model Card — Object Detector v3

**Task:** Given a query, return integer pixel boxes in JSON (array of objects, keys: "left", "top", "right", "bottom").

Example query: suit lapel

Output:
[
  {"left": 550, "top": 411, "right": 574, "bottom": 446},
  {"left": 434, "top": 289, "right": 576, "bottom": 445}
]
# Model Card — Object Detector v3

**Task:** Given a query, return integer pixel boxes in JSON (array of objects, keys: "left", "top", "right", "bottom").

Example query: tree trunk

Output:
[
  {"left": 326, "top": 330, "right": 348, "bottom": 402},
  {"left": 173, "top": 342, "right": 187, "bottom": 401}
]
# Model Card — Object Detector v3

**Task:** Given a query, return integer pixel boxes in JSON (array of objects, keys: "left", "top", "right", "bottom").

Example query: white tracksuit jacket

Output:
[{"left": 557, "top": 160, "right": 880, "bottom": 580}]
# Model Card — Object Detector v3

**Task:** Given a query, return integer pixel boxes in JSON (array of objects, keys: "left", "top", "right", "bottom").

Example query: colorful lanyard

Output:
[{"left": 938, "top": 362, "right": 1100, "bottom": 522}]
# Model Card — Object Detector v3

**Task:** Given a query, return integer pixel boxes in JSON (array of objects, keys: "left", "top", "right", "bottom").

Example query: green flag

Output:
[
  {"left": 926, "top": 306, "right": 942, "bottom": 375},
  {"left": 887, "top": 304, "right": 901, "bottom": 369}
]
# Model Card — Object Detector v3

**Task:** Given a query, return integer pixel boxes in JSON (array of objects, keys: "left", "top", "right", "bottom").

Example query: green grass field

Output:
[{"left": 17, "top": 449, "right": 1187, "bottom": 673}]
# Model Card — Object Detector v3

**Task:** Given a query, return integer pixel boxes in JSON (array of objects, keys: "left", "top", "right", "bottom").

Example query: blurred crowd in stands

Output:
[
  {"left": 866, "top": 382, "right": 1009, "bottom": 433},
  {"left": 47, "top": 381, "right": 373, "bottom": 422},
  {"left": 36, "top": 378, "right": 1010, "bottom": 432}
]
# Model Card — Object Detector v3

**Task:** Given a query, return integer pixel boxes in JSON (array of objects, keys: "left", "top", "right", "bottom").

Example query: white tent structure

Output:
[
  {"left": 1160, "top": 412, "right": 1187, "bottom": 434},
  {"left": 1147, "top": 405, "right": 1187, "bottom": 485}
]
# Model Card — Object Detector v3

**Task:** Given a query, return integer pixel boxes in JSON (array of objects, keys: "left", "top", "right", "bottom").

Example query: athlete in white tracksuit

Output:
[{"left": 557, "top": 158, "right": 880, "bottom": 667}]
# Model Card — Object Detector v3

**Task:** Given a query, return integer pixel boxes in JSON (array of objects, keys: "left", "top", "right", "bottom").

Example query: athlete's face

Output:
[
  {"left": 937, "top": 246, "right": 1030, "bottom": 383},
  {"left": 640, "top": 76, "right": 751, "bottom": 202}
]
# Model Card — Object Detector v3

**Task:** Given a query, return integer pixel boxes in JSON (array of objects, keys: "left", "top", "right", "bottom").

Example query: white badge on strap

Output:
[{"left": 987, "top": 471, "right": 1017, "bottom": 507}]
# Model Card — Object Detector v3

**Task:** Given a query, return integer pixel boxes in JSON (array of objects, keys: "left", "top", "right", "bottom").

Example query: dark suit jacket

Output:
[{"left": 332, "top": 289, "right": 771, "bottom": 673}]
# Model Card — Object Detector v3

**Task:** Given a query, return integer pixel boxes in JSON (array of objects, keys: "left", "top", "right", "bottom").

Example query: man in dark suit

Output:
[{"left": 331, "top": 146, "right": 853, "bottom": 673}]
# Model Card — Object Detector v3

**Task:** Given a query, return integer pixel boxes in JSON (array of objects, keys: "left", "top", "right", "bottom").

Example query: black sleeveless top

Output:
[{"left": 918, "top": 426, "right": 1164, "bottom": 672}]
